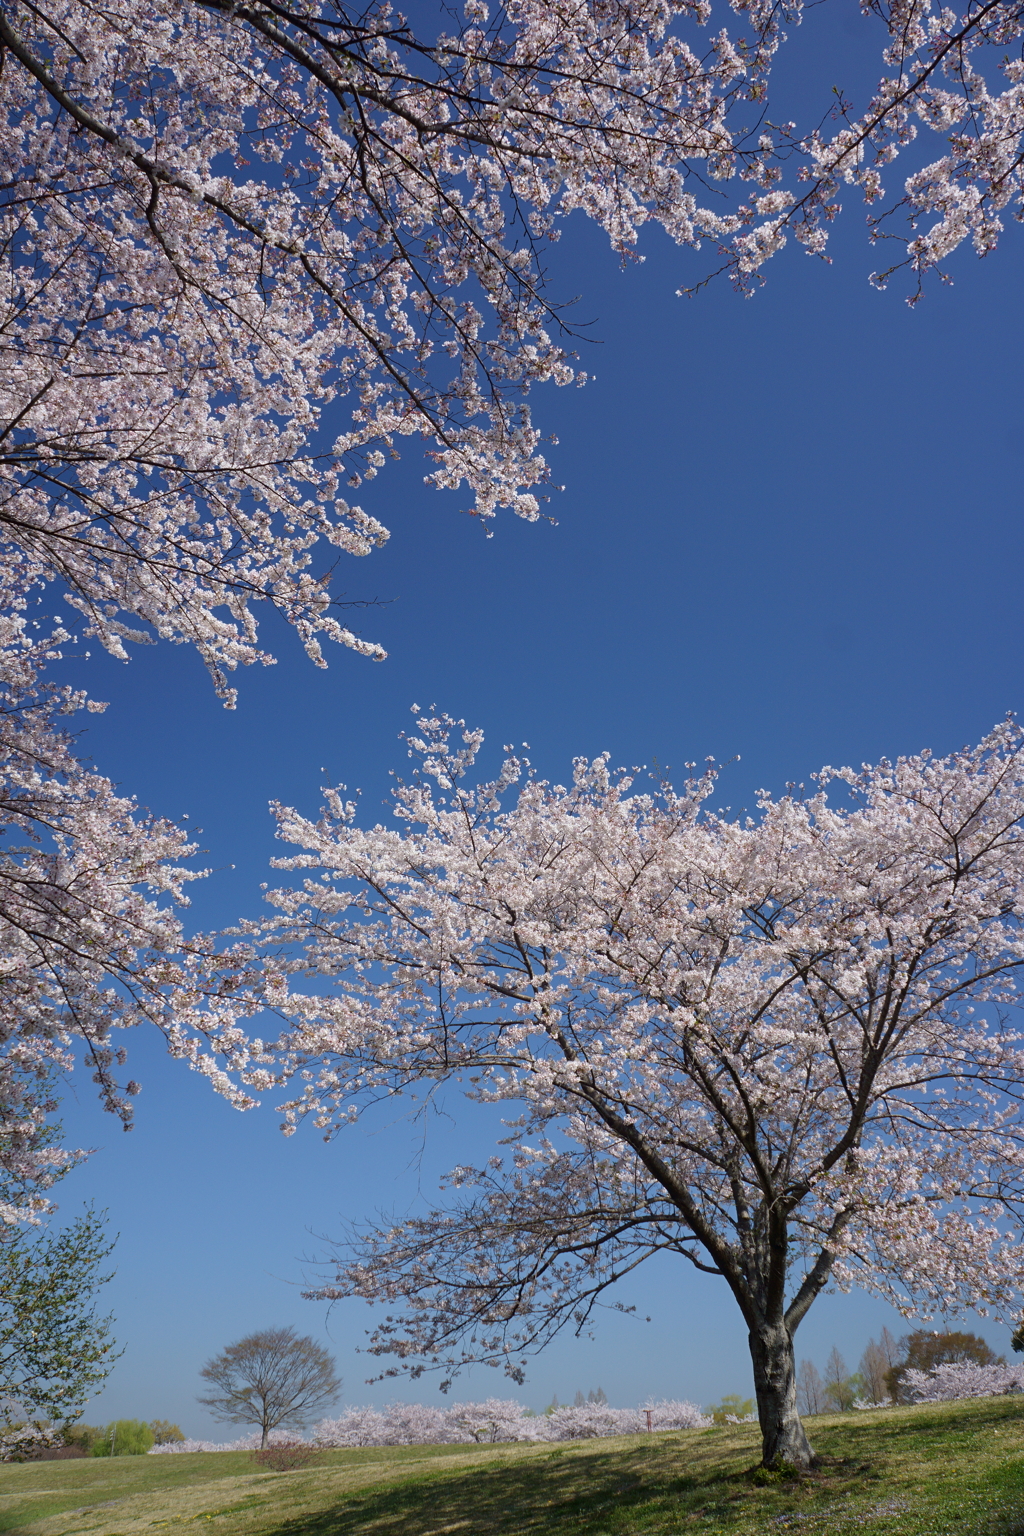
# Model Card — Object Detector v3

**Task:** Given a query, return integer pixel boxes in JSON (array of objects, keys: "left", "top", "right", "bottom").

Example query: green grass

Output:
[{"left": 1, "top": 1395, "right": 1022, "bottom": 1536}]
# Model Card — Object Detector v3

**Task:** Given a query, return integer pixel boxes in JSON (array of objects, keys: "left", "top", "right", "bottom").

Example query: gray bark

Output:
[{"left": 749, "top": 1322, "right": 815, "bottom": 1468}]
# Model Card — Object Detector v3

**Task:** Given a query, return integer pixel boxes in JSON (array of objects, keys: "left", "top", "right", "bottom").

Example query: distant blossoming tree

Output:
[
  {"left": 310, "top": 1396, "right": 707, "bottom": 1445},
  {"left": 903, "top": 1360, "right": 1024, "bottom": 1401},
  {"left": 439, "top": 1399, "right": 524, "bottom": 1443},
  {"left": 246, "top": 712, "right": 1024, "bottom": 1469},
  {"left": 885, "top": 1328, "right": 1003, "bottom": 1402},
  {"left": 153, "top": 1396, "right": 707, "bottom": 1450}
]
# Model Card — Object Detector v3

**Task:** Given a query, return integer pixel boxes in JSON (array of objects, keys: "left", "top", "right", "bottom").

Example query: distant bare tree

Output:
[
  {"left": 198, "top": 1328, "right": 341, "bottom": 1448},
  {"left": 858, "top": 1339, "right": 892, "bottom": 1406},
  {"left": 823, "top": 1348, "right": 858, "bottom": 1413},
  {"left": 796, "top": 1361, "right": 826, "bottom": 1418}
]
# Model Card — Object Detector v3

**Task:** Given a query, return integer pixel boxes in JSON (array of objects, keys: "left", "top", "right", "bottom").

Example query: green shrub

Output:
[
  {"left": 90, "top": 1418, "right": 154, "bottom": 1456},
  {"left": 149, "top": 1419, "right": 185, "bottom": 1445},
  {"left": 751, "top": 1458, "right": 800, "bottom": 1486},
  {"left": 706, "top": 1394, "right": 755, "bottom": 1425},
  {"left": 61, "top": 1422, "right": 103, "bottom": 1454}
]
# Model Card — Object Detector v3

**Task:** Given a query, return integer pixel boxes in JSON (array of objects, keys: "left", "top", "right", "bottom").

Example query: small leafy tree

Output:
[
  {"left": 706, "top": 1395, "right": 755, "bottom": 1424},
  {"left": 198, "top": 1328, "right": 341, "bottom": 1449},
  {"left": 149, "top": 1420, "right": 185, "bottom": 1446},
  {"left": 91, "top": 1419, "right": 154, "bottom": 1457},
  {"left": 1012, "top": 1319, "right": 1024, "bottom": 1355},
  {"left": 822, "top": 1348, "right": 861, "bottom": 1412},
  {"left": 0, "top": 1207, "right": 118, "bottom": 1426}
]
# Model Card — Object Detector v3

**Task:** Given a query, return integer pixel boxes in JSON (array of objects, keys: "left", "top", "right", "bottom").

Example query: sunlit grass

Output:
[{"left": 1, "top": 1395, "right": 1022, "bottom": 1535}]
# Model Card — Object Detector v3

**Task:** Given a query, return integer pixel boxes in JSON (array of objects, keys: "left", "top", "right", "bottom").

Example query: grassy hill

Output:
[{"left": 0, "top": 1395, "right": 1022, "bottom": 1536}]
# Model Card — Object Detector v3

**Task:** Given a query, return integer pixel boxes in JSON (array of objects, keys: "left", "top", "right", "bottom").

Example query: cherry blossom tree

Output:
[
  {"left": 444, "top": 1398, "right": 529, "bottom": 1443},
  {"left": 246, "top": 711, "right": 1024, "bottom": 1469},
  {"left": 2, "top": 0, "right": 1023, "bottom": 1415},
  {"left": 308, "top": 1395, "right": 710, "bottom": 1446},
  {"left": 231, "top": 1395, "right": 709, "bottom": 1449},
  {"left": 0, "top": 560, "right": 260, "bottom": 1226},
  {"left": 904, "top": 1360, "right": 1024, "bottom": 1400},
  {"left": 2, "top": 0, "right": 1022, "bottom": 707},
  {"left": 0, "top": 0, "right": 748, "bottom": 701}
]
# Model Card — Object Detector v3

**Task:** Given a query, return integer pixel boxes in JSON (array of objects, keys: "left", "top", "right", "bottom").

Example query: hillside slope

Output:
[{"left": 1, "top": 1395, "right": 1022, "bottom": 1535}]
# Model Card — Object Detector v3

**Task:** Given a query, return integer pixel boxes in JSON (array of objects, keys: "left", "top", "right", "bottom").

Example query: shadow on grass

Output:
[
  {"left": 265, "top": 1438, "right": 812, "bottom": 1536},
  {"left": 264, "top": 1403, "right": 1024, "bottom": 1536}
]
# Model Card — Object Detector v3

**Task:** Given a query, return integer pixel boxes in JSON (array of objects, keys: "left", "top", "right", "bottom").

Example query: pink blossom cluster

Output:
[
  {"left": 0, "top": 0, "right": 1016, "bottom": 747},
  {"left": 0, "top": 0, "right": 1023, "bottom": 1250},
  {"left": 151, "top": 1399, "right": 709, "bottom": 1452},
  {"left": 546, "top": 1400, "right": 711, "bottom": 1439},
  {"left": 903, "top": 1361, "right": 1024, "bottom": 1403},
  {"left": 0, "top": 0, "right": 766, "bottom": 705},
  {"left": 311, "top": 1398, "right": 708, "bottom": 1447},
  {"left": 0, "top": 1423, "right": 66, "bottom": 1462},
  {"left": 0, "top": 559, "right": 255, "bottom": 1228}
]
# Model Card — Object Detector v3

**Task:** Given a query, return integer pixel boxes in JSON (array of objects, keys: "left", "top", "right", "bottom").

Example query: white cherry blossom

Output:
[
  {"left": 904, "top": 1360, "right": 1024, "bottom": 1400},
  {"left": 3, "top": 0, "right": 1017, "bottom": 711},
  {"left": 249, "top": 711, "right": 1024, "bottom": 1468},
  {"left": 0, "top": 561, "right": 263, "bottom": 1225}
]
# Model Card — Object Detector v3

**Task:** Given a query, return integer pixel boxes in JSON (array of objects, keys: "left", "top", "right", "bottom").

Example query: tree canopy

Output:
[
  {"left": 2, "top": 0, "right": 1022, "bottom": 695},
  {"left": 1, "top": 0, "right": 1023, "bottom": 1443},
  {"left": 0, "top": 1206, "right": 119, "bottom": 1428},
  {"left": 0, "top": 565, "right": 255, "bottom": 1225},
  {"left": 239, "top": 711, "right": 1024, "bottom": 1466}
]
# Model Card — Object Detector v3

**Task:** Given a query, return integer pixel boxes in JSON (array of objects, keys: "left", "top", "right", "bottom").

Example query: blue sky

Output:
[{"left": 47, "top": 7, "right": 1024, "bottom": 1434}]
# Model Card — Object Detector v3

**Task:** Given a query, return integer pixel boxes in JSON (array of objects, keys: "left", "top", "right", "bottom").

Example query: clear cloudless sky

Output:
[{"left": 45, "top": 0, "right": 1024, "bottom": 1436}]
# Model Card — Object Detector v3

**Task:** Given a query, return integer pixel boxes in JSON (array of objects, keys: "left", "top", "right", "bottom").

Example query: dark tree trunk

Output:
[{"left": 749, "top": 1321, "right": 815, "bottom": 1469}]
